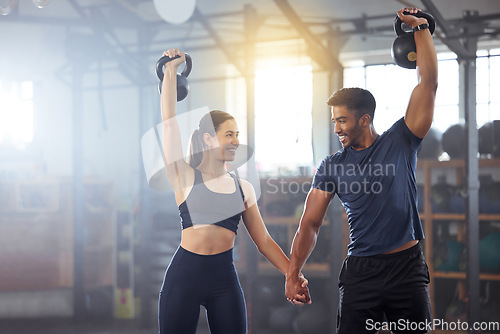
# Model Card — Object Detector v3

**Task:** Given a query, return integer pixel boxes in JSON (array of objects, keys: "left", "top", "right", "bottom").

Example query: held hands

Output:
[
  {"left": 285, "top": 273, "right": 312, "bottom": 306},
  {"left": 397, "top": 7, "right": 428, "bottom": 29}
]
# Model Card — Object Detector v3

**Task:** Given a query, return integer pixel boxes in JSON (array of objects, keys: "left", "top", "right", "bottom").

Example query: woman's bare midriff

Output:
[
  {"left": 180, "top": 225, "right": 236, "bottom": 255},
  {"left": 383, "top": 239, "right": 419, "bottom": 254}
]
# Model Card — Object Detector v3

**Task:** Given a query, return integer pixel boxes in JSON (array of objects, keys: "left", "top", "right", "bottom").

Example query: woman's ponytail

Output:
[
  {"left": 187, "top": 129, "right": 204, "bottom": 168},
  {"left": 187, "top": 110, "right": 235, "bottom": 168}
]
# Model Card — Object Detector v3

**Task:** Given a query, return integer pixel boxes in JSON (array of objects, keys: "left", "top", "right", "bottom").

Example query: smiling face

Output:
[
  {"left": 331, "top": 106, "right": 365, "bottom": 149},
  {"left": 203, "top": 119, "right": 239, "bottom": 162}
]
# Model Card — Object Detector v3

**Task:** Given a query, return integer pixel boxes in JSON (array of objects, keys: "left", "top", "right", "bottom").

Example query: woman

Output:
[{"left": 157, "top": 48, "right": 309, "bottom": 334}]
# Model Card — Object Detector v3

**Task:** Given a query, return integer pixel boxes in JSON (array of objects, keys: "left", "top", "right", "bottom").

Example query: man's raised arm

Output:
[{"left": 400, "top": 8, "right": 439, "bottom": 139}]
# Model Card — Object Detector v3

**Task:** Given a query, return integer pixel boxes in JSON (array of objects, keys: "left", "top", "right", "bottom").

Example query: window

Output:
[
  {"left": 477, "top": 49, "right": 500, "bottom": 128},
  {"left": 254, "top": 65, "right": 313, "bottom": 175},
  {"left": 0, "top": 81, "right": 34, "bottom": 150},
  {"left": 434, "top": 53, "right": 459, "bottom": 133},
  {"left": 343, "top": 50, "right": 500, "bottom": 134}
]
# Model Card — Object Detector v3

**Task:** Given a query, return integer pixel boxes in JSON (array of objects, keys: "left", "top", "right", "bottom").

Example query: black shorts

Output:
[{"left": 337, "top": 243, "right": 432, "bottom": 334}]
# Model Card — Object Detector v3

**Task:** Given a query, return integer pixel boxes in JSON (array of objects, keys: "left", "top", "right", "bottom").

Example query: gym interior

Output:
[{"left": 1, "top": 0, "right": 500, "bottom": 333}]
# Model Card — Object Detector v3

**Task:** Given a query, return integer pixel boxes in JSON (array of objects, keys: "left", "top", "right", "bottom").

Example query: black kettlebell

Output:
[
  {"left": 391, "top": 11, "right": 436, "bottom": 69},
  {"left": 156, "top": 54, "right": 192, "bottom": 101}
]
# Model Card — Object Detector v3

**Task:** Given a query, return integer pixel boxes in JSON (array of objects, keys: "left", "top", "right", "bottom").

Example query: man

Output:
[{"left": 285, "top": 7, "right": 438, "bottom": 334}]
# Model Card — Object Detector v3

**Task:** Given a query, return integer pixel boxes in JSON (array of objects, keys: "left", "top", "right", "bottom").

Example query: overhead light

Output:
[
  {"left": 153, "top": 0, "right": 196, "bottom": 25},
  {"left": 33, "top": 0, "right": 50, "bottom": 9}
]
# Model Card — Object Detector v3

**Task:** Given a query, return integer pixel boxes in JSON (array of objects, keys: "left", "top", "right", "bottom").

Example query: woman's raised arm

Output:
[{"left": 160, "top": 49, "right": 193, "bottom": 194}]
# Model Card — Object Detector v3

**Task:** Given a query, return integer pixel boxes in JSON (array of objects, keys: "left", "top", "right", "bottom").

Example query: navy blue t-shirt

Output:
[{"left": 312, "top": 117, "right": 424, "bottom": 256}]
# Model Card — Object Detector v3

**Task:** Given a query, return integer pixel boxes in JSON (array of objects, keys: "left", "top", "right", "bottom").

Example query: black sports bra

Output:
[{"left": 178, "top": 168, "right": 246, "bottom": 234}]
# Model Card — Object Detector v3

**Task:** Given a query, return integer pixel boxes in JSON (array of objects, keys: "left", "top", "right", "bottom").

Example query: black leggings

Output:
[{"left": 159, "top": 246, "right": 247, "bottom": 334}]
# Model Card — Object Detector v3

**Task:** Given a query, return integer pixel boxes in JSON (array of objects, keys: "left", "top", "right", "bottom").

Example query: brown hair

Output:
[
  {"left": 327, "top": 87, "right": 376, "bottom": 123},
  {"left": 187, "top": 110, "right": 235, "bottom": 168}
]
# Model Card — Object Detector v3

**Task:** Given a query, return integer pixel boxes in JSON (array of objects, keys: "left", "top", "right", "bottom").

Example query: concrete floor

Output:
[
  {"left": 0, "top": 319, "right": 149, "bottom": 334},
  {"left": 0, "top": 319, "right": 211, "bottom": 334},
  {"left": 0, "top": 318, "right": 394, "bottom": 334},
  {"left": 0, "top": 317, "right": 310, "bottom": 334}
]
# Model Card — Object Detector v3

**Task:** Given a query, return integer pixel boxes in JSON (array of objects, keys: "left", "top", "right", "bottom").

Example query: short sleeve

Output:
[
  {"left": 390, "top": 117, "right": 423, "bottom": 152},
  {"left": 312, "top": 157, "right": 336, "bottom": 193}
]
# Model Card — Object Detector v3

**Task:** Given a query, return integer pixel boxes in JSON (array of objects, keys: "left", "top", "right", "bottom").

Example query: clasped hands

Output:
[{"left": 285, "top": 272, "right": 312, "bottom": 306}]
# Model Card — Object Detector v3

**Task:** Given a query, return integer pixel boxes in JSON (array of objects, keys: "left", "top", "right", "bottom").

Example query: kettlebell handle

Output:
[
  {"left": 394, "top": 11, "right": 436, "bottom": 37},
  {"left": 156, "top": 54, "right": 192, "bottom": 81}
]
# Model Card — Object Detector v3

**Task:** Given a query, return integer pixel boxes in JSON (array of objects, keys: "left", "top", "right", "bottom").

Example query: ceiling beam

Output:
[
  {"left": 420, "top": 0, "right": 475, "bottom": 58},
  {"left": 5, "top": 1, "right": 500, "bottom": 64},
  {"left": 273, "top": 0, "right": 342, "bottom": 71},
  {"left": 66, "top": 0, "right": 147, "bottom": 83},
  {"left": 192, "top": 7, "right": 247, "bottom": 76}
]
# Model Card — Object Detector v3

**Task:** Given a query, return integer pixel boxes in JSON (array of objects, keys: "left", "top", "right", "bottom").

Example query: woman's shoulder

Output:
[
  {"left": 237, "top": 178, "right": 253, "bottom": 193},
  {"left": 237, "top": 178, "right": 257, "bottom": 206},
  {"left": 238, "top": 177, "right": 252, "bottom": 186}
]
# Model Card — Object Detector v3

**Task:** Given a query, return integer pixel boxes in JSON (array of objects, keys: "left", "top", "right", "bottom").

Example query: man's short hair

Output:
[{"left": 327, "top": 87, "right": 376, "bottom": 123}]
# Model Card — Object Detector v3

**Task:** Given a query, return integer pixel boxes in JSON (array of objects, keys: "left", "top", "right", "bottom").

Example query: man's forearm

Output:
[
  {"left": 415, "top": 28, "right": 438, "bottom": 87},
  {"left": 287, "top": 222, "right": 319, "bottom": 278}
]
